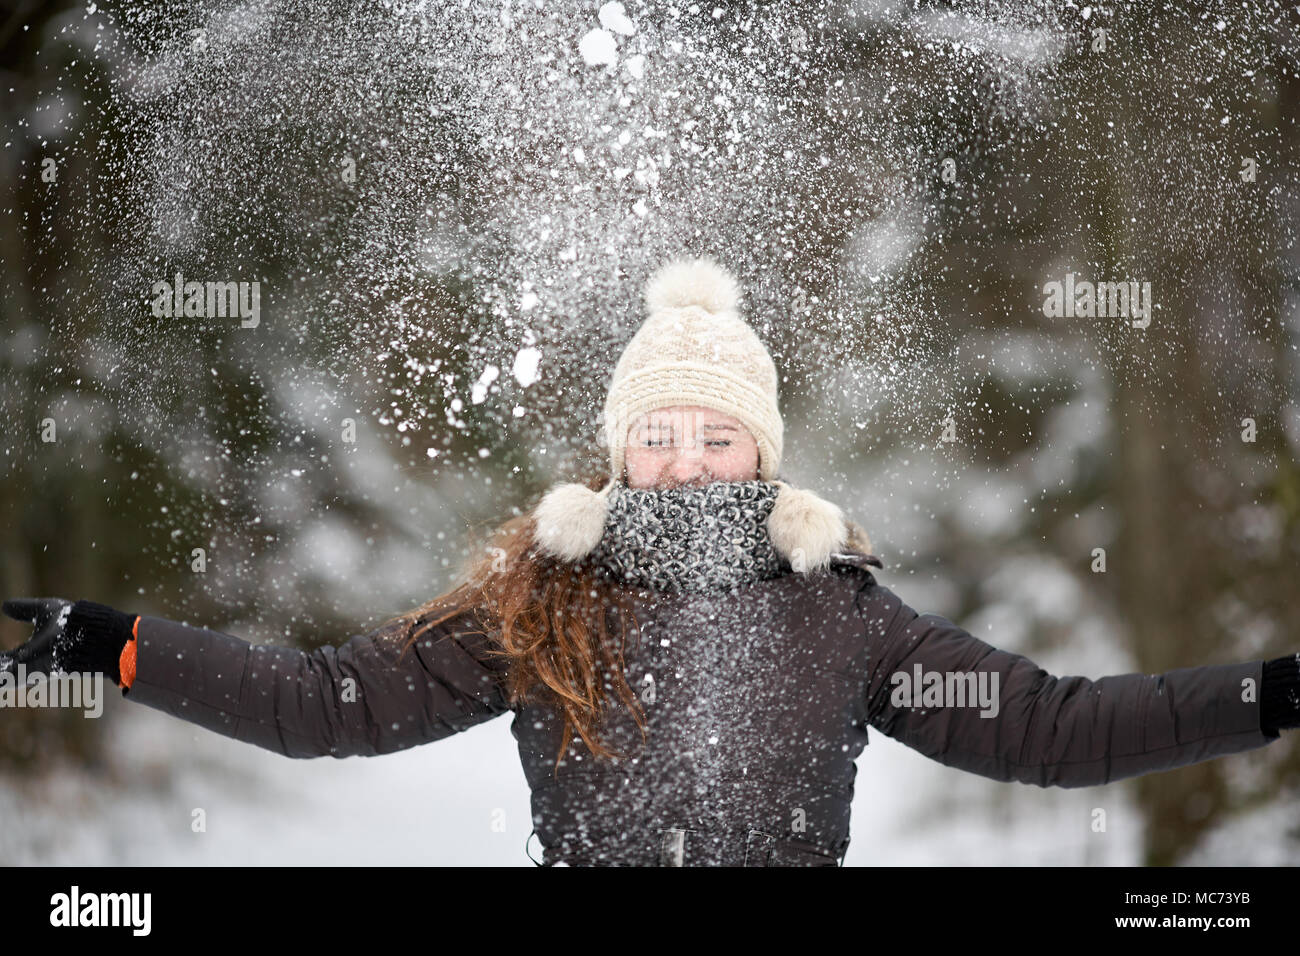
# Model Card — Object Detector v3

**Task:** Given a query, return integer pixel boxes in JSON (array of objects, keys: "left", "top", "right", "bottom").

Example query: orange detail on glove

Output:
[{"left": 119, "top": 616, "right": 138, "bottom": 690}]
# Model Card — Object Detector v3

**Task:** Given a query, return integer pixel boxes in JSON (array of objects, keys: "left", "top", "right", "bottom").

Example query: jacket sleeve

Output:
[
  {"left": 121, "top": 605, "right": 512, "bottom": 759},
  {"left": 859, "top": 582, "right": 1276, "bottom": 788}
]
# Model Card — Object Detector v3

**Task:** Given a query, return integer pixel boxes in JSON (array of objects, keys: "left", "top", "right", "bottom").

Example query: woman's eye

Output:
[{"left": 706, "top": 440, "right": 731, "bottom": 448}]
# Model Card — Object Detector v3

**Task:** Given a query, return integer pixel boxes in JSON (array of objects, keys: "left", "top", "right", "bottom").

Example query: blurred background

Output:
[{"left": 2, "top": 0, "right": 1299, "bottom": 865}]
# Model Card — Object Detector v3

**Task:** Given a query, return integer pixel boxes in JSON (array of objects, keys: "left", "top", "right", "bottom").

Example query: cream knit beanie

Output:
[{"left": 602, "top": 256, "right": 783, "bottom": 483}]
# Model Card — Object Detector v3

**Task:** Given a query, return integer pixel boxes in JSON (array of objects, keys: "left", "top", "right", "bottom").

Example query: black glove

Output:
[
  {"left": 1, "top": 598, "right": 137, "bottom": 686},
  {"left": 1261, "top": 653, "right": 1300, "bottom": 737}
]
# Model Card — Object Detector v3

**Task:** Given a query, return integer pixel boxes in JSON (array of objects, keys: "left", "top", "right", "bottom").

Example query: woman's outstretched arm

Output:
[
  {"left": 857, "top": 582, "right": 1282, "bottom": 788},
  {"left": 2, "top": 597, "right": 512, "bottom": 759}
]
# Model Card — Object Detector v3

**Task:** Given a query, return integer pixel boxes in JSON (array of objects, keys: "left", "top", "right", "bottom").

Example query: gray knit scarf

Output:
[{"left": 588, "top": 479, "right": 789, "bottom": 594}]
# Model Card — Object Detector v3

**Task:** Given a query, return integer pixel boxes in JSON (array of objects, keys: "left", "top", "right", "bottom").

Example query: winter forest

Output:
[{"left": 1, "top": 0, "right": 1299, "bottom": 867}]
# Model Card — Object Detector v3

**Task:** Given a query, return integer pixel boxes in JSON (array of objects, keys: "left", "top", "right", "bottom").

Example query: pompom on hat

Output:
[{"left": 532, "top": 256, "right": 878, "bottom": 573}]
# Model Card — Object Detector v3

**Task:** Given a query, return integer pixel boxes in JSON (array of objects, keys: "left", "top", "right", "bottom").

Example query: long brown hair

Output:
[{"left": 378, "top": 470, "right": 647, "bottom": 776}]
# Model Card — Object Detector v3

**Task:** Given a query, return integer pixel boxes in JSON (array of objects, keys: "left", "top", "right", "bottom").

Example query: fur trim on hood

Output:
[{"left": 532, "top": 478, "right": 878, "bottom": 572}]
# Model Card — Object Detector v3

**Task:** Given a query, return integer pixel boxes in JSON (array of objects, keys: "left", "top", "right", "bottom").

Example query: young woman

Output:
[{"left": 4, "top": 257, "right": 1297, "bottom": 866}]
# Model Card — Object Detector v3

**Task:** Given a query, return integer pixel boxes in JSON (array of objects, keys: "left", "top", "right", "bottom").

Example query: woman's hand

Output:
[
  {"left": 0, "top": 598, "right": 76, "bottom": 676},
  {"left": 2, "top": 598, "right": 138, "bottom": 686}
]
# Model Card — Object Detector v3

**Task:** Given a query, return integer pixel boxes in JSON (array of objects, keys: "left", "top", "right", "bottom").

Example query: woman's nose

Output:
[{"left": 665, "top": 445, "right": 709, "bottom": 484}]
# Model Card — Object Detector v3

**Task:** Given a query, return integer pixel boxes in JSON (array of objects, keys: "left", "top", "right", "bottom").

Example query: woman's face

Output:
[{"left": 623, "top": 404, "right": 760, "bottom": 489}]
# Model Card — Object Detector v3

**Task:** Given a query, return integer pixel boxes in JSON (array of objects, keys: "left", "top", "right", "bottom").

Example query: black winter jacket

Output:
[{"left": 121, "top": 552, "right": 1276, "bottom": 866}]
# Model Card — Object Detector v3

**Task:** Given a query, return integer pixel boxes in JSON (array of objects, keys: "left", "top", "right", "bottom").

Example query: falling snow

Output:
[{"left": 2, "top": 0, "right": 1299, "bottom": 865}]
